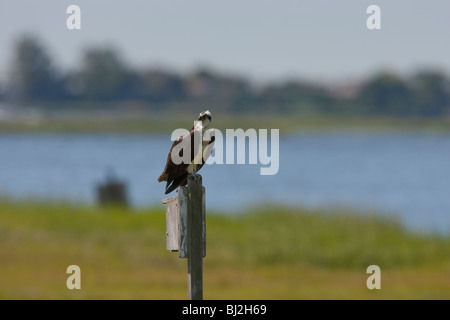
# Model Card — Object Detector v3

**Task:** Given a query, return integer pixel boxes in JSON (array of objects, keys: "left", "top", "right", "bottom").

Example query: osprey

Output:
[{"left": 158, "top": 110, "right": 215, "bottom": 194}]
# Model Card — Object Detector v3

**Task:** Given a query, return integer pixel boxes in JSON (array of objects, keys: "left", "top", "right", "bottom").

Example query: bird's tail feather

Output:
[{"left": 165, "top": 176, "right": 188, "bottom": 194}]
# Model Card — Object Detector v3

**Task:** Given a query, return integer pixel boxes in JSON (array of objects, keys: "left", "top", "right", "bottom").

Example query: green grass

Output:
[{"left": 1, "top": 199, "right": 449, "bottom": 299}]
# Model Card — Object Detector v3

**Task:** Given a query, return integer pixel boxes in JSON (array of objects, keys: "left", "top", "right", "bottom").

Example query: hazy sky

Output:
[{"left": 1, "top": 1, "right": 449, "bottom": 83}]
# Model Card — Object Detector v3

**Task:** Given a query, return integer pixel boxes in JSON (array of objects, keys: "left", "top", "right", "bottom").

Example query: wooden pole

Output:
[
  {"left": 185, "top": 174, "right": 204, "bottom": 300},
  {"left": 162, "top": 174, "right": 205, "bottom": 300}
]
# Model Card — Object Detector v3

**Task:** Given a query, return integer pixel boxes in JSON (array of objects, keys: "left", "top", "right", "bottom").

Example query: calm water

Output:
[{"left": 0, "top": 131, "right": 449, "bottom": 233}]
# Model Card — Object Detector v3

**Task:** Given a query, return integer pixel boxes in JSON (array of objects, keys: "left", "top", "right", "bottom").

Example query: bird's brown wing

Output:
[
  {"left": 157, "top": 131, "right": 191, "bottom": 194},
  {"left": 158, "top": 128, "right": 215, "bottom": 194}
]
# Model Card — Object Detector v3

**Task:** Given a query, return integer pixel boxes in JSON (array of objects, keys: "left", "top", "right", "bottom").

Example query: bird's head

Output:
[{"left": 198, "top": 110, "right": 212, "bottom": 128}]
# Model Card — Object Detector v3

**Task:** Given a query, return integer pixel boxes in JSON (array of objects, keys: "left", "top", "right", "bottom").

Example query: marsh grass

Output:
[{"left": 1, "top": 199, "right": 449, "bottom": 299}]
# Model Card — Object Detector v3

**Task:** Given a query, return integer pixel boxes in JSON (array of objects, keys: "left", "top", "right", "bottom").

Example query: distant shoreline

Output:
[{"left": 1, "top": 112, "right": 449, "bottom": 133}]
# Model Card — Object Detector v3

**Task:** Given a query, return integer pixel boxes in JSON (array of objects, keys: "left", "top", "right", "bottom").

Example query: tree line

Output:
[{"left": 1, "top": 35, "right": 449, "bottom": 117}]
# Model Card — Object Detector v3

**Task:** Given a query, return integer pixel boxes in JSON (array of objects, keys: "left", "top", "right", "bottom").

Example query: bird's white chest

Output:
[{"left": 186, "top": 126, "right": 211, "bottom": 174}]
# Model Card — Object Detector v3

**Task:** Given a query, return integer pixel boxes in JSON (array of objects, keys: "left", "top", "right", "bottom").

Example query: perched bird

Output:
[{"left": 158, "top": 110, "right": 215, "bottom": 194}]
